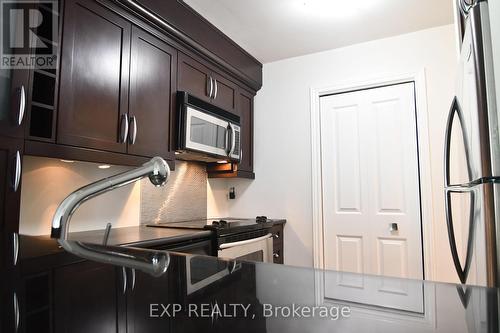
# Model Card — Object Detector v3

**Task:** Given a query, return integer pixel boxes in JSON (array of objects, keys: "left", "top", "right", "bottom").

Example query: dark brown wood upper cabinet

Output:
[
  {"left": 57, "top": 0, "right": 131, "bottom": 153},
  {"left": 211, "top": 71, "right": 238, "bottom": 114},
  {"left": 0, "top": 64, "right": 29, "bottom": 139},
  {"left": 178, "top": 52, "right": 238, "bottom": 114},
  {"left": 238, "top": 89, "right": 254, "bottom": 174},
  {"left": 128, "top": 27, "right": 177, "bottom": 160},
  {"left": 177, "top": 52, "right": 212, "bottom": 103}
]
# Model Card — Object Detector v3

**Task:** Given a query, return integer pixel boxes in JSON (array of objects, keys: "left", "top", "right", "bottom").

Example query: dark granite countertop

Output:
[
  {"left": 19, "top": 225, "right": 212, "bottom": 260},
  {"left": 19, "top": 218, "right": 286, "bottom": 261}
]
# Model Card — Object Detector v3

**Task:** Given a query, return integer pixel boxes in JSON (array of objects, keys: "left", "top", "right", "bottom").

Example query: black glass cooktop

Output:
[{"left": 147, "top": 217, "right": 273, "bottom": 235}]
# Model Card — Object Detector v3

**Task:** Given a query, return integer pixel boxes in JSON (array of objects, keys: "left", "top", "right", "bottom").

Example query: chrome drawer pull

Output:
[
  {"left": 122, "top": 267, "right": 127, "bottom": 294},
  {"left": 17, "top": 85, "right": 26, "bottom": 126},
  {"left": 129, "top": 116, "right": 137, "bottom": 145},
  {"left": 14, "top": 292, "right": 19, "bottom": 332},
  {"left": 13, "top": 151, "right": 21, "bottom": 192},
  {"left": 13, "top": 232, "right": 19, "bottom": 266},
  {"left": 120, "top": 114, "right": 129, "bottom": 143}
]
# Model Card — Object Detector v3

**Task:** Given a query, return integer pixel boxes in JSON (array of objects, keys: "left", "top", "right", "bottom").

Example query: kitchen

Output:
[{"left": 1, "top": 0, "right": 500, "bottom": 332}]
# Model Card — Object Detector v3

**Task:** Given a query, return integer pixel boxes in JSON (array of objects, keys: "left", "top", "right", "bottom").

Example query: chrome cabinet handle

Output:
[
  {"left": 14, "top": 292, "right": 19, "bottom": 332},
  {"left": 17, "top": 85, "right": 25, "bottom": 126},
  {"left": 129, "top": 116, "right": 137, "bottom": 145},
  {"left": 13, "top": 151, "right": 21, "bottom": 192},
  {"left": 208, "top": 76, "right": 214, "bottom": 99},
  {"left": 273, "top": 252, "right": 280, "bottom": 258},
  {"left": 131, "top": 269, "right": 136, "bottom": 291},
  {"left": 214, "top": 78, "right": 218, "bottom": 99},
  {"left": 273, "top": 233, "right": 279, "bottom": 239},
  {"left": 389, "top": 223, "right": 398, "bottom": 232},
  {"left": 120, "top": 114, "right": 129, "bottom": 143},
  {"left": 122, "top": 267, "right": 127, "bottom": 294},
  {"left": 13, "top": 232, "right": 19, "bottom": 266}
]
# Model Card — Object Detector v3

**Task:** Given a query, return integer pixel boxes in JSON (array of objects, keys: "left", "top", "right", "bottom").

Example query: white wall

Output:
[{"left": 208, "top": 25, "right": 459, "bottom": 283}]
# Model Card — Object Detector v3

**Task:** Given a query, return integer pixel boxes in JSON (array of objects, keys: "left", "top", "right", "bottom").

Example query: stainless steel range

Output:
[{"left": 148, "top": 217, "right": 274, "bottom": 262}]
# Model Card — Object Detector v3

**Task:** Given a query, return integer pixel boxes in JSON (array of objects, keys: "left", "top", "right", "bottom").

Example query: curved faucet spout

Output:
[{"left": 51, "top": 157, "right": 171, "bottom": 276}]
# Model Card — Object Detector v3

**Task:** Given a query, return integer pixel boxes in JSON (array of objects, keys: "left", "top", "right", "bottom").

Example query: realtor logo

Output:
[{"left": 1, "top": 0, "right": 58, "bottom": 69}]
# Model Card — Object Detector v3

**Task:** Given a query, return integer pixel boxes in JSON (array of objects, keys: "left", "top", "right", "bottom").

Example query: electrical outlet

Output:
[{"left": 229, "top": 187, "right": 236, "bottom": 199}]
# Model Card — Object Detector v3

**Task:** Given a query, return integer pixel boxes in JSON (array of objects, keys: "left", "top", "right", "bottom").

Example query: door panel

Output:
[
  {"left": 0, "top": 68, "right": 29, "bottom": 139},
  {"left": 53, "top": 261, "right": 119, "bottom": 333},
  {"left": 178, "top": 53, "right": 211, "bottom": 103},
  {"left": 0, "top": 0, "right": 30, "bottom": 139},
  {"left": 238, "top": 90, "right": 254, "bottom": 173},
  {"left": 127, "top": 270, "right": 171, "bottom": 333},
  {"left": 57, "top": 0, "right": 130, "bottom": 153},
  {"left": 211, "top": 72, "right": 237, "bottom": 113},
  {"left": 320, "top": 83, "right": 423, "bottom": 313},
  {"left": 128, "top": 27, "right": 176, "bottom": 160},
  {"left": 0, "top": 137, "right": 23, "bottom": 333}
]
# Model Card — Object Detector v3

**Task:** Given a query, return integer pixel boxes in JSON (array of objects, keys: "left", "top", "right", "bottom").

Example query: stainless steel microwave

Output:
[{"left": 177, "top": 91, "right": 241, "bottom": 162}]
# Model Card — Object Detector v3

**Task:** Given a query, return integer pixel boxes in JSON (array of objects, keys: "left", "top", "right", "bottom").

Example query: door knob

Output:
[{"left": 389, "top": 223, "right": 399, "bottom": 232}]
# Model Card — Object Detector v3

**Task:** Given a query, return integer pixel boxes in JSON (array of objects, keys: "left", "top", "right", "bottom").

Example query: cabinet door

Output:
[
  {"left": 211, "top": 71, "right": 238, "bottom": 114},
  {"left": 128, "top": 27, "right": 176, "bottom": 160},
  {"left": 178, "top": 53, "right": 212, "bottom": 103},
  {"left": 126, "top": 269, "right": 171, "bottom": 333},
  {"left": 238, "top": 90, "right": 254, "bottom": 173},
  {"left": 0, "top": 137, "right": 23, "bottom": 333},
  {"left": 54, "top": 261, "right": 120, "bottom": 333},
  {"left": 57, "top": 0, "right": 131, "bottom": 153},
  {"left": 0, "top": 16, "right": 29, "bottom": 139}
]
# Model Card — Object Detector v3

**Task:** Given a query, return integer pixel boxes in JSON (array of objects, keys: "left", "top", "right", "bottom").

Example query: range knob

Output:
[{"left": 256, "top": 216, "right": 268, "bottom": 223}]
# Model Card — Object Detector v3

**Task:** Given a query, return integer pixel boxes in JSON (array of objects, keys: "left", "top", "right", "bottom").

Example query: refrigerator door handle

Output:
[
  {"left": 444, "top": 96, "right": 473, "bottom": 187},
  {"left": 445, "top": 188, "right": 476, "bottom": 284}
]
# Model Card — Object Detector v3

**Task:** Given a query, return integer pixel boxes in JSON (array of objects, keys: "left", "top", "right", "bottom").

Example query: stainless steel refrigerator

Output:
[{"left": 445, "top": 0, "right": 500, "bottom": 288}]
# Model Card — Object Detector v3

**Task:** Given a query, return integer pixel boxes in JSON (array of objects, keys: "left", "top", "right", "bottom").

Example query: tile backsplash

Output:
[{"left": 140, "top": 161, "right": 207, "bottom": 224}]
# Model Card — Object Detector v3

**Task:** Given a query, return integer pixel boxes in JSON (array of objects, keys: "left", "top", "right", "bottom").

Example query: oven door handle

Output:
[{"left": 219, "top": 233, "right": 272, "bottom": 250}]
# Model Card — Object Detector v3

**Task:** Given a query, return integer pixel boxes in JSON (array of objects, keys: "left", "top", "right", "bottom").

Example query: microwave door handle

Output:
[
  {"left": 225, "top": 124, "right": 231, "bottom": 155},
  {"left": 229, "top": 123, "right": 236, "bottom": 156},
  {"left": 219, "top": 233, "right": 272, "bottom": 250}
]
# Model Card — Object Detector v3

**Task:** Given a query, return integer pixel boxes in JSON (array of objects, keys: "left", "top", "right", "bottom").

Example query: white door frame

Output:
[{"left": 310, "top": 70, "right": 436, "bottom": 284}]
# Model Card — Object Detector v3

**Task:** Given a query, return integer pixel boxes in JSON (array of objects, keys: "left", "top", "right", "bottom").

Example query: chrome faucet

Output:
[{"left": 51, "top": 157, "right": 172, "bottom": 277}]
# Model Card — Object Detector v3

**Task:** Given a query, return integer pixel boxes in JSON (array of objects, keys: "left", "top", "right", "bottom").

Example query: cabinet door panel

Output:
[
  {"left": 178, "top": 53, "right": 211, "bottom": 103},
  {"left": 0, "top": 137, "right": 23, "bottom": 333},
  {"left": 128, "top": 27, "right": 176, "bottom": 160},
  {"left": 212, "top": 72, "right": 237, "bottom": 114},
  {"left": 54, "top": 261, "right": 119, "bottom": 333},
  {"left": 127, "top": 270, "right": 171, "bottom": 333},
  {"left": 238, "top": 90, "right": 254, "bottom": 173},
  {"left": 57, "top": 0, "right": 130, "bottom": 153},
  {"left": 0, "top": 69, "right": 29, "bottom": 139}
]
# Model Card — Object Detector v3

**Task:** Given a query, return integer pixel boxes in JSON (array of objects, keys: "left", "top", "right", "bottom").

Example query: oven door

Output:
[
  {"left": 218, "top": 233, "right": 273, "bottom": 262},
  {"left": 185, "top": 105, "right": 230, "bottom": 158}
]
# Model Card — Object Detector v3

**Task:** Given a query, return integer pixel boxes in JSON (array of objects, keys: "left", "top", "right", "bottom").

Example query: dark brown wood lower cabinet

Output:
[
  {"left": 53, "top": 261, "right": 121, "bottom": 333},
  {"left": 0, "top": 137, "right": 24, "bottom": 333},
  {"left": 126, "top": 269, "right": 172, "bottom": 333}
]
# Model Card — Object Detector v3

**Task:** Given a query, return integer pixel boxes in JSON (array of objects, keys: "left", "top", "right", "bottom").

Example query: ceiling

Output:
[{"left": 183, "top": 0, "right": 455, "bottom": 63}]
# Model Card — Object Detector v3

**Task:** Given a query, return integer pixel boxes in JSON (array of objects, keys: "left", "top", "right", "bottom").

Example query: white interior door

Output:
[{"left": 320, "top": 82, "right": 424, "bottom": 313}]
